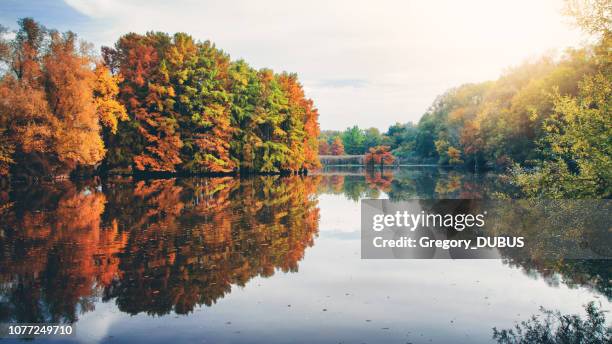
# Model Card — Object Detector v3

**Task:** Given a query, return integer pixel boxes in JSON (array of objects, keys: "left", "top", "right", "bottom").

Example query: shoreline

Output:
[{"left": 2, "top": 164, "right": 500, "bottom": 186}]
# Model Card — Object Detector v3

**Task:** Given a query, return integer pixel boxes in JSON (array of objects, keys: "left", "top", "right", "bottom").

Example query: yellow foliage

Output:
[{"left": 94, "top": 64, "right": 128, "bottom": 134}]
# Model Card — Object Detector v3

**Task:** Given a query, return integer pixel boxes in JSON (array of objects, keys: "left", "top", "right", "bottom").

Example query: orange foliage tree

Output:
[
  {"left": 103, "top": 33, "right": 321, "bottom": 175},
  {"left": 1, "top": 19, "right": 320, "bottom": 177},
  {"left": 330, "top": 137, "right": 345, "bottom": 155},
  {"left": 0, "top": 19, "right": 125, "bottom": 178},
  {"left": 44, "top": 31, "right": 106, "bottom": 170},
  {"left": 107, "top": 33, "right": 183, "bottom": 172},
  {"left": 365, "top": 145, "right": 395, "bottom": 169},
  {"left": 278, "top": 73, "right": 321, "bottom": 171}
]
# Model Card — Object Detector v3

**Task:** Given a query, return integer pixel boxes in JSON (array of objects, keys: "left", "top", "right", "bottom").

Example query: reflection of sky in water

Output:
[{"left": 60, "top": 191, "right": 609, "bottom": 344}]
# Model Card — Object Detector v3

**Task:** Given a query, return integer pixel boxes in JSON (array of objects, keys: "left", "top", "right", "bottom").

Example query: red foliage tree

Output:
[
  {"left": 365, "top": 145, "right": 395, "bottom": 169},
  {"left": 113, "top": 33, "right": 183, "bottom": 172},
  {"left": 318, "top": 140, "right": 330, "bottom": 155}
]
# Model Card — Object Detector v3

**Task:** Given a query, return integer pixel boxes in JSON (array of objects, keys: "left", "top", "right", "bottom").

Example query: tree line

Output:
[
  {"left": 319, "top": 126, "right": 385, "bottom": 156},
  {"left": 365, "top": 0, "right": 610, "bottom": 197},
  {"left": 0, "top": 18, "right": 320, "bottom": 180}
]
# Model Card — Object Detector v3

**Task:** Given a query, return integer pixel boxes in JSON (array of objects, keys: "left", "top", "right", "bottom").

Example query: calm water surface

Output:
[{"left": 0, "top": 167, "right": 609, "bottom": 343}]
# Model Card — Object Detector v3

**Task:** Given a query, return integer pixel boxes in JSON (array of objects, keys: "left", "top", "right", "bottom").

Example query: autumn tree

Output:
[
  {"left": 446, "top": 146, "right": 463, "bottom": 165},
  {"left": 330, "top": 137, "right": 345, "bottom": 155},
  {"left": 253, "top": 69, "right": 291, "bottom": 173},
  {"left": 0, "top": 129, "right": 12, "bottom": 176},
  {"left": 318, "top": 139, "right": 330, "bottom": 155},
  {"left": 513, "top": 74, "right": 611, "bottom": 197},
  {"left": 365, "top": 145, "right": 395, "bottom": 169},
  {"left": 44, "top": 31, "right": 106, "bottom": 171},
  {"left": 230, "top": 68, "right": 319, "bottom": 173},
  {"left": 104, "top": 32, "right": 183, "bottom": 173},
  {"left": 459, "top": 119, "right": 484, "bottom": 170},
  {"left": 564, "top": 0, "right": 611, "bottom": 36},
  {"left": 228, "top": 60, "right": 261, "bottom": 172},
  {"left": 0, "top": 19, "right": 56, "bottom": 176},
  {"left": 278, "top": 73, "right": 306, "bottom": 171},
  {"left": 278, "top": 72, "right": 321, "bottom": 171},
  {"left": 93, "top": 64, "right": 128, "bottom": 134},
  {"left": 170, "top": 36, "right": 236, "bottom": 173},
  {"left": 0, "top": 19, "right": 125, "bottom": 178},
  {"left": 0, "top": 21, "right": 14, "bottom": 177},
  {"left": 2, "top": 21, "right": 320, "bottom": 177}
]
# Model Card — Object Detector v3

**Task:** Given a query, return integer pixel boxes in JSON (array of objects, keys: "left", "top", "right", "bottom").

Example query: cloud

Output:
[
  {"left": 314, "top": 79, "right": 369, "bottom": 89},
  {"left": 48, "top": 1, "right": 585, "bottom": 130},
  {"left": 63, "top": 0, "right": 120, "bottom": 18}
]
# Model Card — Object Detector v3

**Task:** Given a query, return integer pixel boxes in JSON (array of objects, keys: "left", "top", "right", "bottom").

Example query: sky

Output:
[{"left": 0, "top": 0, "right": 587, "bottom": 131}]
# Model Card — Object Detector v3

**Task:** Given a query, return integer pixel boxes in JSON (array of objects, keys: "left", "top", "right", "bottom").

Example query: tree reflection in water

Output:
[
  {"left": 317, "top": 168, "right": 611, "bottom": 302},
  {"left": 0, "top": 176, "right": 320, "bottom": 322},
  {"left": 493, "top": 302, "right": 610, "bottom": 344},
  {"left": 317, "top": 167, "right": 514, "bottom": 200},
  {"left": 0, "top": 168, "right": 609, "bottom": 328}
]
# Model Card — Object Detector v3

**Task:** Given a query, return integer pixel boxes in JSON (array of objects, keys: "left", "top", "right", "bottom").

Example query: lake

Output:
[{"left": 0, "top": 166, "right": 609, "bottom": 343}]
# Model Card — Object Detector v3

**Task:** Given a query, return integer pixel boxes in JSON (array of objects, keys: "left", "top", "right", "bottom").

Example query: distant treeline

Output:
[
  {"left": 377, "top": 34, "right": 609, "bottom": 171},
  {"left": 0, "top": 19, "right": 319, "bottom": 180},
  {"left": 321, "top": 1, "right": 610, "bottom": 197},
  {"left": 319, "top": 126, "right": 386, "bottom": 156}
]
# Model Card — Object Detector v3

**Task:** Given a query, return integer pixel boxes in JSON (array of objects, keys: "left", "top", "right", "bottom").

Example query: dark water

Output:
[{"left": 0, "top": 167, "right": 609, "bottom": 343}]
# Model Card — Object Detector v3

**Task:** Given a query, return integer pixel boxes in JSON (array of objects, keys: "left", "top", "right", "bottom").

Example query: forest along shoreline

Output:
[
  {"left": 1, "top": 0, "right": 610, "bottom": 200},
  {"left": 0, "top": 19, "right": 320, "bottom": 184},
  {"left": 316, "top": 9, "right": 610, "bottom": 198}
]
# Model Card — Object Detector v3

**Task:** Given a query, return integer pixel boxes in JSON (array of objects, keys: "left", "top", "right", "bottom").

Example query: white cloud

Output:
[{"left": 63, "top": 0, "right": 585, "bottom": 130}]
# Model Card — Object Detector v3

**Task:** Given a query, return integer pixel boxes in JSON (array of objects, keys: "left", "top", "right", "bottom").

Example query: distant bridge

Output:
[{"left": 319, "top": 155, "right": 365, "bottom": 165}]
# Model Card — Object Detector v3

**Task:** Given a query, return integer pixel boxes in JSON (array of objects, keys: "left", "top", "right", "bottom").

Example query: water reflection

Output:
[
  {"left": 488, "top": 199, "right": 611, "bottom": 300},
  {"left": 493, "top": 302, "right": 610, "bottom": 343},
  {"left": 0, "top": 176, "right": 320, "bottom": 322},
  {"left": 0, "top": 167, "right": 608, "bottom": 339},
  {"left": 0, "top": 181, "right": 111, "bottom": 323},
  {"left": 316, "top": 168, "right": 610, "bottom": 301},
  {"left": 317, "top": 166, "right": 514, "bottom": 200}
]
